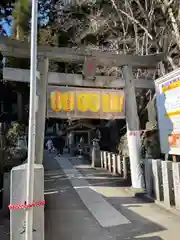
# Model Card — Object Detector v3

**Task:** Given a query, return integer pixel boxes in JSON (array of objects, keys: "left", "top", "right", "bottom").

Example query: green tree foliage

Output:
[
  {"left": 12, "top": 0, "right": 30, "bottom": 40},
  {"left": 6, "top": 122, "right": 25, "bottom": 146}
]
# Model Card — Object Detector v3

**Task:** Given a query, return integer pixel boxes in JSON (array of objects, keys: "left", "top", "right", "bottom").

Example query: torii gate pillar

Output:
[
  {"left": 122, "top": 65, "right": 144, "bottom": 189},
  {"left": 35, "top": 57, "right": 49, "bottom": 164}
]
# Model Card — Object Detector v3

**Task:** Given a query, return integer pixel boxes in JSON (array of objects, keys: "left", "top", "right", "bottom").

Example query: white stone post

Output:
[
  {"left": 122, "top": 156, "right": 128, "bottom": 179},
  {"left": 172, "top": 162, "right": 180, "bottom": 210},
  {"left": 100, "top": 151, "right": 104, "bottom": 168},
  {"left": 108, "top": 152, "right": 112, "bottom": 172},
  {"left": 103, "top": 151, "right": 107, "bottom": 170},
  {"left": 10, "top": 164, "right": 44, "bottom": 240},
  {"left": 122, "top": 65, "right": 144, "bottom": 189},
  {"left": 144, "top": 159, "right": 153, "bottom": 196},
  {"left": 35, "top": 57, "right": 49, "bottom": 164},
  {"left": 117, "top": 155, "right": 122, "bottom": 175},
  {"left": 161, "top": 161, "right": 174, "bottom": 207},
  {"left": 112, "top": 154, "right": 117, "bottom": 175},
  {"left": 152, "top": 159, "right": 163, "bottom": 201}
]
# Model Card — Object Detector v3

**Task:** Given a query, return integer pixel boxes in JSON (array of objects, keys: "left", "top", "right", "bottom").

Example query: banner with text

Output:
[
  {"left": 47, "top": 86, "right": 125, "bottom": 119},
  {"left": 155, "top": 70, "right": 180, "bottom": 155}
]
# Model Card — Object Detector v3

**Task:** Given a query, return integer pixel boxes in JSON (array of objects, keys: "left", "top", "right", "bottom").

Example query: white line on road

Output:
[{"left": 56, "top": 156, "right": 130, "bottom": 228}]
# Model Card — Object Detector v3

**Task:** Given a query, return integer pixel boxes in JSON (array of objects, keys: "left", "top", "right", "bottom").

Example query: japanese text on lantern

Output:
[
  {"left": 50, "top": 90, "right": 124, "bottom": 113},
  {"left": 102, "top": 93, "right": 124, "bottom": 112},
  {"left": 50, "top": 91, "right": 75, "bottom": 112}
]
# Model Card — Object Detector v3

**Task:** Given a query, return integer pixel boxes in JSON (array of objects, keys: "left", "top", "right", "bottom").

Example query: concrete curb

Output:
[{"left": 125, "top": 187, "right": 180, "bottom": 217}]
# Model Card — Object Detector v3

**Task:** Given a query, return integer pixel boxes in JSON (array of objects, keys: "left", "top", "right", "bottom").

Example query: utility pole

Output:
[{"left": 25, "top": 0, "right": 38, "bottom": 240}]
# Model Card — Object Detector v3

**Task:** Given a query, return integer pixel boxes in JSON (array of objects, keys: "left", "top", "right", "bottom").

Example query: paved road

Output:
[{"left": 44, "top": 152, "right": 180, "bottom": 240}]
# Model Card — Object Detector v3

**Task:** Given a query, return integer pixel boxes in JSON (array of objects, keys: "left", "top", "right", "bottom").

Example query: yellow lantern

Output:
[
  {"left": 88, "top": 93, "right": 100, "bottom": 112},
  {"left": 60, "top": 92, "right": 74, "bottom": 112},
  {"left": 77, "top": 93, "right": 89, "bottom": 112},
  {"left": 119, "top": 95, "right": 124, "bottom": 112},
  {"left": 50, "top": 91, "right": 61, "bottom": 112},
  {"left": 102, "top": 93, "right": 110, "bottom": 112},
  {"left": 110, "top": 94, "right": 119, "bottom": 112},
  {"left": 50, "top": 91, "right": 75, "bottom": 112}
]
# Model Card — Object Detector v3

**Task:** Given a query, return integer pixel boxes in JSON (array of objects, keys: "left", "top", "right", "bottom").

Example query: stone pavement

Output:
[{"left": 44, "top": 152, "right": 180, "bottom": 240}]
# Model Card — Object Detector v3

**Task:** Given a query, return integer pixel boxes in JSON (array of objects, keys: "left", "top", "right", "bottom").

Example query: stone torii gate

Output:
[{"left": 0, "top": 36, "right": 165, "bottom": 189}]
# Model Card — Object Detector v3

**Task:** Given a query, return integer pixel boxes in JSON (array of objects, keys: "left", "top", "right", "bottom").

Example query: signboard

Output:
[
  {"left": 155, "top": 69, "right": 180, "bottom": 155},
  {"left": 47, "top": 86, "right": 125, "bottom": 119}
]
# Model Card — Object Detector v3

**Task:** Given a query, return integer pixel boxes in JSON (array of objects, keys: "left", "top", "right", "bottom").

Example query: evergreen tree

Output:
[{"left": 12, "top": 0, "right": 30, "bottom": 40}]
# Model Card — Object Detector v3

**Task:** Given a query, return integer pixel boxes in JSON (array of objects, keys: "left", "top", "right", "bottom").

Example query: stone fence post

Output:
[
  {"left": 117, "top": 155, "right": 122, "bottom": 176},
  {"left": 112, "top": 154, "right": 117, "bottom": 175},
  {"left": 172, "top": 162, "right": 180, "bottom": 210},
  {"left": 107, "top": 152, "right": 112, "bottom": 172},
  {"left": 152, "top": 159, "right": 163, "bottom": 201},
  {"left": 161, "top": 161, "right": 174, "bottom": 207}
]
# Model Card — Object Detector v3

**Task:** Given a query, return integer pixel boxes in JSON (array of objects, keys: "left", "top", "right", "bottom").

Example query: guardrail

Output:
[
  {"left": 144, "top": 159, "right": 180, "bottom": 211},
  {"left": 100, "top": 151, "right": 130, "bottom": 179}
]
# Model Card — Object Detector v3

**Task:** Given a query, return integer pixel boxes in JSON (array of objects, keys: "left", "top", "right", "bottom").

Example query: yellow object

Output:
[
  {"left": 162, "top": 80, "right": 180, "bottom": 93},
  {"left": 164, "top": 110, "right": 180, "bottom": 117},
  {"left": 119, "top": 95, "right": 124, "bottom": 112},
  {"left": 50, "top": 91, "right": 61, "bottom": 112},
  {"left": 50, "top": 91, "right": 74, "bottom": 112},
  {"left": 77, "top": 93, "right": 89, "bottom": 112},
  {"left": 60, "top": 92, "right": 74, "bottom": 111},
  {"left": 102, "top": 93, "right": 110, "bottom": 112},
  {"left": 88, "top": 93, "right": 100, "bottom": 112},
  {"left": 50, "top": 89, "right": 124, "bottom": 114},
  {"left": 102, "top": 93, "right": 124, "bottom": 112}
]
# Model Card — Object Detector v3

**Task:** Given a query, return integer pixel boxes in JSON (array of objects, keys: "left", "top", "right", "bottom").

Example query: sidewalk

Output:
[{"left": 44, "top": 153, "right": 180, "bottom": 240}]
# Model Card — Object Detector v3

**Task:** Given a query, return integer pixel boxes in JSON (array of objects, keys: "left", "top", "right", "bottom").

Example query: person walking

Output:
[
  {"left": 60, "top": 136, "right": 65, "bottom": 155},
  {"left": 68, "top": 132, "right": 74, "bottom": 155},
  {"left": 56, "top": 135, "right": 65, "bottom": 156},
  {"left": 46, "top": 139, "right": 54, "bottom": 153}
]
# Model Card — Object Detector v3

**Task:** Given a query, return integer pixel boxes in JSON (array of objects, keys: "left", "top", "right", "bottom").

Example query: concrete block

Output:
[
  {"left": 103, "top": 151, "right": 107, "bottom": 170},
  {"left": 10, "top": 164, "right": 44, "bottom": 240},
  {"left": 112, "top": 154, "right": 117, "bottom": 175},
  {"left": 172, "top": 162, "right": 180, "bottom": 210},
  {"left": 161, "top": 161, "right": 174, "bottom": 207},
  {"left": 152, "top": 159, "right": 163, "bottom": 201},
  {"left": 144, "top": 159, "right": 153, "bottom": 197},
  {"left": 107, "top": 152, "right": 112, "bottom": 172}
]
